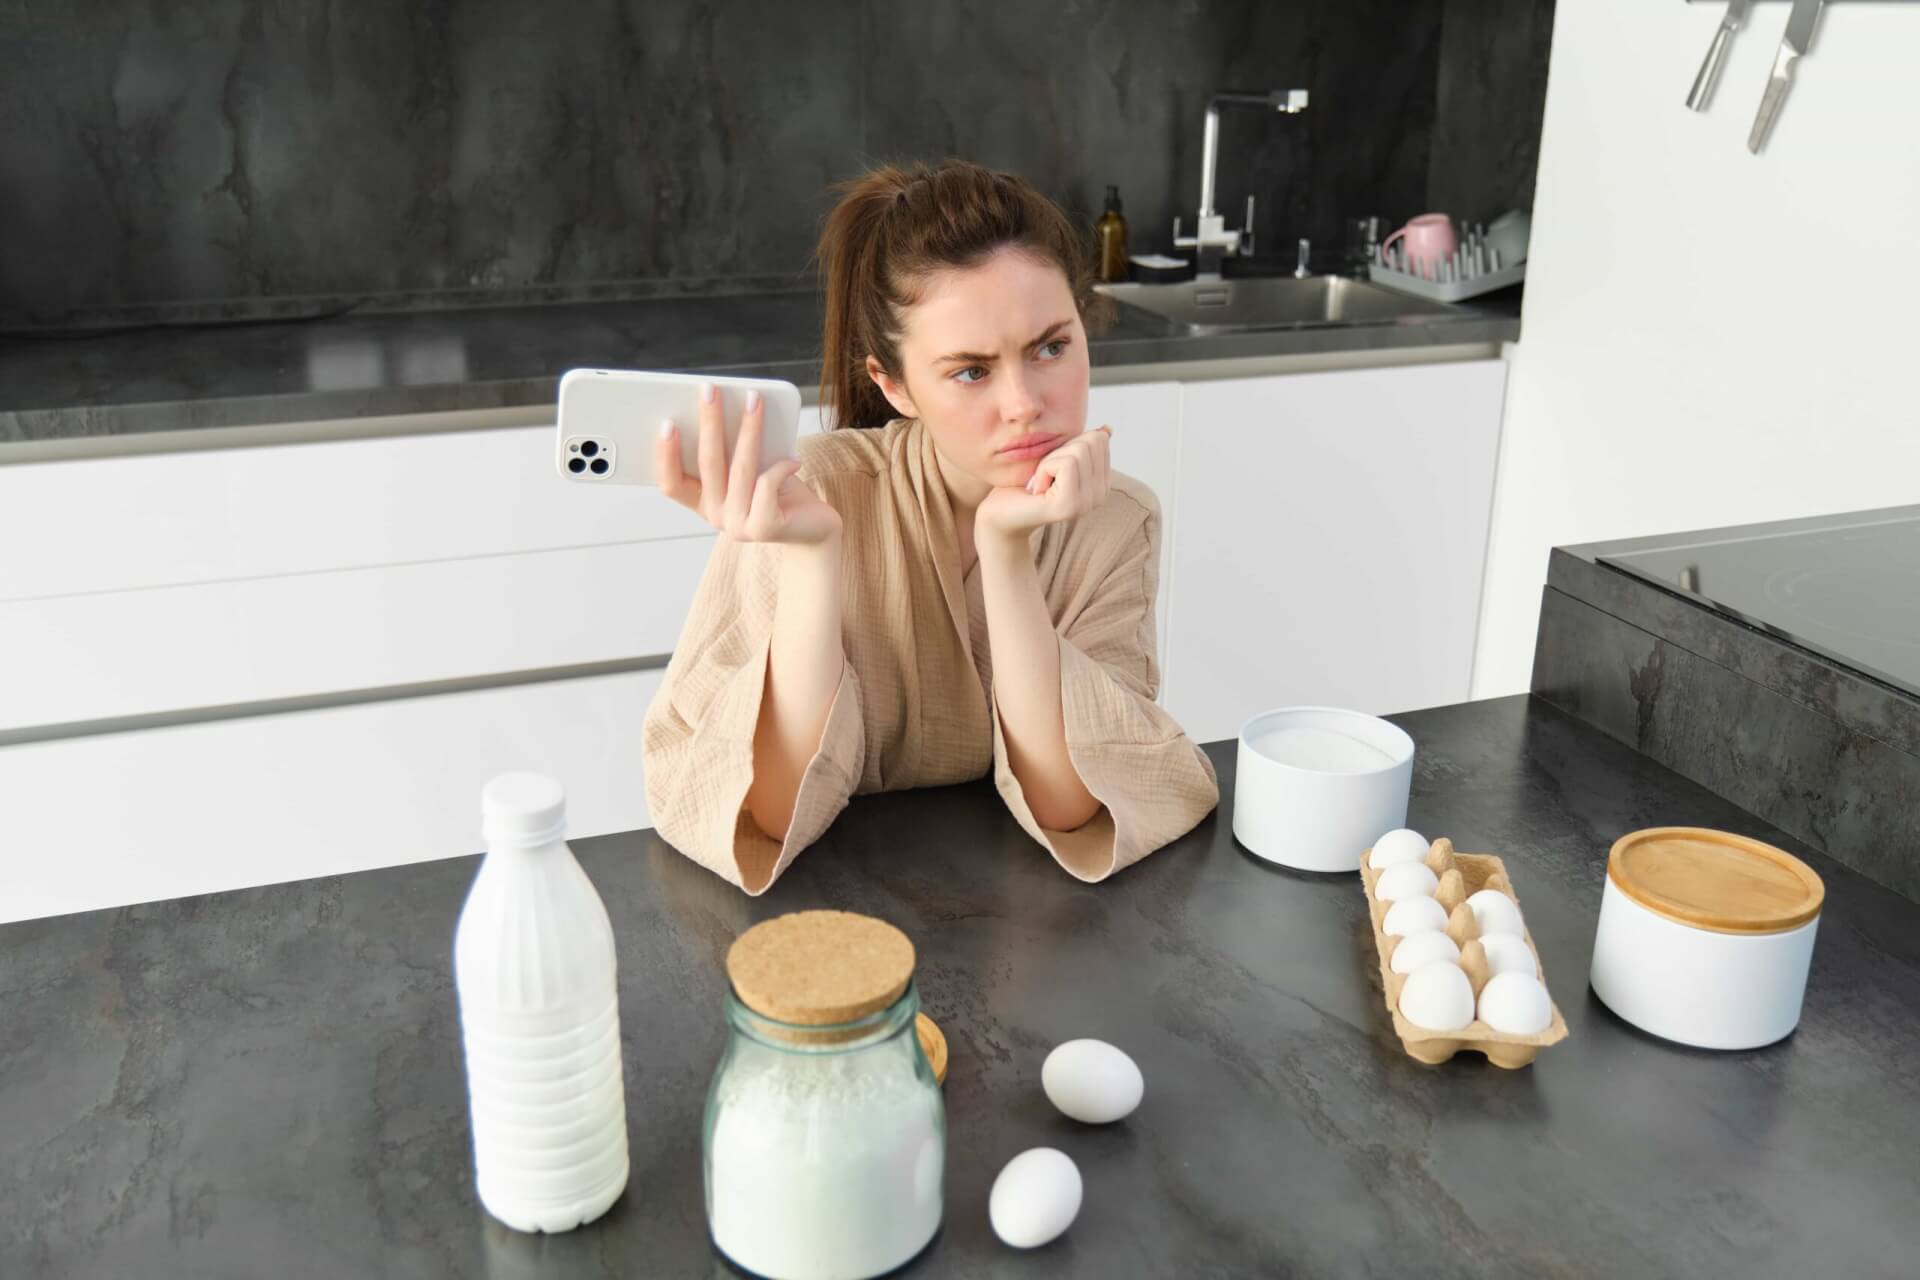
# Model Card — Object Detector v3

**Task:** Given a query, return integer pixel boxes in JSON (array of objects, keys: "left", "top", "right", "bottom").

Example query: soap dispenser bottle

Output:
[{"left": 1095, "top": 186, "right": 1129, "bottom": 283}]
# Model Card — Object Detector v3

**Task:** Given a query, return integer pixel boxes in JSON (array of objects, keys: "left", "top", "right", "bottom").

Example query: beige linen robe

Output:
[{"left": 642, "top": 417, "right": 1219, "bottom": 894}]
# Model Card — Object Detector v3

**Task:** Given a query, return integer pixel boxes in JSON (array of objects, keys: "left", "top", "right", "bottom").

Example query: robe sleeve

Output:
[
  {"left": 641, "top": 533, "right": 865, "bottom": 895},
  {"left": 989, "top": 495, "right": 1220, "bottom": 882}
]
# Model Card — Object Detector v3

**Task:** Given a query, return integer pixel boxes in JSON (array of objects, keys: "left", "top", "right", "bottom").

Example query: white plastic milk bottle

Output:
[{"left": 454, "top": 772, "right": 628, "bottom": 1232}]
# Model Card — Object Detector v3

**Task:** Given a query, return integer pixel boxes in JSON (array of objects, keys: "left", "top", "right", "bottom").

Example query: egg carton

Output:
[{"left": 1359, "top": 838, "right": 1569, "bottom": 1068}]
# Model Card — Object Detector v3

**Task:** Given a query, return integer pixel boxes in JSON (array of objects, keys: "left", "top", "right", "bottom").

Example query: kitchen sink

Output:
[{"left": 1098, "top": 275, "right": 1459, "bottom": 334}]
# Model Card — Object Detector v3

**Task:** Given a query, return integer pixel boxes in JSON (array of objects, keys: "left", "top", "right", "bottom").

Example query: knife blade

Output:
[
  {"left": 1687, "top": 0, "right": 1754, "bottom": 112},
  {"left": 1748, "top": 0, "right": 1824, "bottom": 154}
]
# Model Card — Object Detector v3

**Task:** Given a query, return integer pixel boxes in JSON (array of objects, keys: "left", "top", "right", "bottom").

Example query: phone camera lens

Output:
[
  {"left": 581, "top": 440, "right": 599, "bottom": 458},
  {"left": 568, "top": 457, "right": 586, "bottom": 474},
  {"left": 590, "top": 458, "right": 609, "bottom": 475}
]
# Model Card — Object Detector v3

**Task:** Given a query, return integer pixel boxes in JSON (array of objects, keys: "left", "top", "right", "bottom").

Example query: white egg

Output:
[
  {"left": 1467, "top": 888, "right": 1526, "bottom": 937},
  {"left": 1369, "top": 828, "right": 1431, "bottom": 869},
  {"left": 1374, "top": 862, "right": 1440, "bottom": 902},
  {"left": 1477, "top": 971, "right": 1554, "bottom": 1034},
  {"left": 1397, "top": 960, "right": 1475, "bottom": 1032},
  {"left": 1389, "top": 930, "right": 1461, "bottom": 975},
  {"left": 1382, "top": 895, "right": 1450, "bottom": 937},
  {"left": 1479, "top": 933, "right": 1537, "bottom": 979},
  {"left": 989, "top": 1147, "right": 1082, "bottom": 1249},
  {"left": 1041, "top": 1039, "right": 1143, "bottom": 1124}
]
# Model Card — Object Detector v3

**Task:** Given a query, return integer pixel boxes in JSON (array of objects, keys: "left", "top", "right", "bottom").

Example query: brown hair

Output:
[{"left": 814, "top": 159, "right": 1105, "bottom": 431}]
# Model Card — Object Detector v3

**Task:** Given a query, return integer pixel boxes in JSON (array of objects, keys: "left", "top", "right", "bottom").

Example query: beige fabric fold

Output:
[{"left": 642, "top": 417, "right": 1219, "bottom": 894}]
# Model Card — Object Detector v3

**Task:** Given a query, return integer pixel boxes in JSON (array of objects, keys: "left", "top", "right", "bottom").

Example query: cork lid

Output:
[
  {"left": 1608, "top": 827, "right": 1824, "bottom": 935},
  {"left": 726, "top": 910, "right": 916, "bottom": 1025}
]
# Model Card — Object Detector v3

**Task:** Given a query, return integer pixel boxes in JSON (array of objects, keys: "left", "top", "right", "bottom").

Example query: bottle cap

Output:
[
  {"left": 481, "top": 772, "right": 568, "bottom": 848},
  {"left": 1104, "top": 184, "right": 1122, "bottom": 213}
]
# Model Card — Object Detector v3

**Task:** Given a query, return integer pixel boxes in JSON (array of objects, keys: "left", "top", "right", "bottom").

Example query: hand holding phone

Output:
[
  {"left": 555, "top": 368, "right": 800, "bottom": 485},
  {"left": 658, "top": 382, "right": 841, "bottom": 546}
]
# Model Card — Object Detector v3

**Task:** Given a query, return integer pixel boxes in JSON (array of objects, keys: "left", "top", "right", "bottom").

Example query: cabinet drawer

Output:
[
  {"left": 0, "top": 424, "right": 714, "bottom": 600},
  {"left": 1, "top": 536, "right": 713, "bottom": 733},
  {"left": 2, "top": 409, "right": 827, "bottom": 602},
  {"left": 0, "top": 668, "right": 664, "bottom": 923}
]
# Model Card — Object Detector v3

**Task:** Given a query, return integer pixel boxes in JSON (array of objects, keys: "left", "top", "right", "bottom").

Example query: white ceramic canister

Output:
[
  {"left": 1232, "top": 706, "right": 1416, "bottom": 872},
  {"left": 1589, "top": 827, "right": 1825, "bottom": 1051}
]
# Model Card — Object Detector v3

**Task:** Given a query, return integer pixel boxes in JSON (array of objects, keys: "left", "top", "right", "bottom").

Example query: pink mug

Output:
[{"left": 1380, "top": 213, "right": 1458, "bottom": 274}]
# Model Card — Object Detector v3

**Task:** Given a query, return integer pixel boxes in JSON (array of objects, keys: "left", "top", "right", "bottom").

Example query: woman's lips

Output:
[{"left": 996, "top": 433, "right": 1063, "bottom": 462}]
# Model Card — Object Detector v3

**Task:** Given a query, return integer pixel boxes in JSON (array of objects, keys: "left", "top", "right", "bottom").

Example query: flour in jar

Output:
[
  {"left": 1250, "top": 725, "right": 1395, "bottom": 773},
  {"left": 707, "top": 1048, "right": 943, "bottom": 1280}
]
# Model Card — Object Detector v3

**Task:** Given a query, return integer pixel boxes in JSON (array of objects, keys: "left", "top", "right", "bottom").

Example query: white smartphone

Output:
[{"left": 554, "top": 368, "right": 803, "bottom": 486}]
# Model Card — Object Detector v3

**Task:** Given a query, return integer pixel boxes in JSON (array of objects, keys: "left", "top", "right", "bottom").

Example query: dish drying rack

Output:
[{"left": 1367, "top": 220, "right": 1525, "bottom": 304}]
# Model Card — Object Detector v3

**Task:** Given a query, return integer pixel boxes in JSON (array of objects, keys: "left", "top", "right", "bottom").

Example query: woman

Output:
[{"left": 643, "top": 159, "right": 1218, "bottom": 895}]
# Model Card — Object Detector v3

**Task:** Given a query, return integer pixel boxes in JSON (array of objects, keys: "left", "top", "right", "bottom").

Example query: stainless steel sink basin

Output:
[{"left": 1098, "top": 275, "right": 1458, "bottom": 334}]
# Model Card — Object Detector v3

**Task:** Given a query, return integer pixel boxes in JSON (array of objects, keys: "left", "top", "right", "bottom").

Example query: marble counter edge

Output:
[
  {"left": 0, "top": 313, "right": 1517, "bottom": 462},
  {"left": 1545, "top": 547, "right": 1920, "bottom": 762}
]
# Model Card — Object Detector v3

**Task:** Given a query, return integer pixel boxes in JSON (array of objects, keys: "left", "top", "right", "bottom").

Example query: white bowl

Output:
[{"left": 1232, "top": 707, "right": 1415, "bottom": 873}]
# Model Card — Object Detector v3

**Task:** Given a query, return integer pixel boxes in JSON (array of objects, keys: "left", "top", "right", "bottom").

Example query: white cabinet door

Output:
[
  {"left": 0, "top": 668, "right": 663, "bottom": 924},
  {"left": 1166, "top": 361, "right": 1507, "bottom": 743},
  {"left": 2, "top": 537, "right": 711, "bottom": 732},
  {"left": 0, "top": 424, "right": 713, "bottom": 602},
  {"left": 1086, "top": 382, "right": 1181, "bottom": 682}
]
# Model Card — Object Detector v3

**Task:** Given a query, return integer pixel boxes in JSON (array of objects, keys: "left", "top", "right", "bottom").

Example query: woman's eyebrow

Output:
[{"left": 932, "top": 319, "right": 1075, "bottom": 366}]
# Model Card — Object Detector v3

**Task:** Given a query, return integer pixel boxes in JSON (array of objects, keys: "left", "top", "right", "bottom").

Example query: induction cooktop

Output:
[{"left": 1594, "top": 505, "right": 1920, "bottom": 699}]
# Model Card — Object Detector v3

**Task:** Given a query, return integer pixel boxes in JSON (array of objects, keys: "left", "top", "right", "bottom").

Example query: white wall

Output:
[{"left": 1472, "top": 0, "right": 1920, "bottom": 696}]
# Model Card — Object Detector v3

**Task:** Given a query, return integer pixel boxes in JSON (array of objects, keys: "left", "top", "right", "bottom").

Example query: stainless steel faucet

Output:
[{"left": 1173, "top": 88, "right": 1309, "bottom": 279}]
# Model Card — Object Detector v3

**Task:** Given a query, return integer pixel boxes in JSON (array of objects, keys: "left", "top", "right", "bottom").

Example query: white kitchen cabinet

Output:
[
  {"left": 2, "top": 537, "right": 711, "bottom": 732},
  {"left": 1087, "top": 382, "right": 1181, "bottom": 668},
  {"left": 0, "top": 418, "right": 728, "bottom": 736},
  {"left": 0, "top": 668, "right": 662, "bottom": 924},
  {"left": 0, "top": 418, "right": 705, "bottom": 920},
  {"left": 0, "top": 423, "right": 710, "bottom": 602},
  {"left": 0, "top": 359, "right": 1509, "bottom": 920},
  {"left": 1164, "top": 361, "right": 1508, "bottom": 744}
]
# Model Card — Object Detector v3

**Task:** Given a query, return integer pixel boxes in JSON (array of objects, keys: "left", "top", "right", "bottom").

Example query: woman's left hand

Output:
[{"left": 975, "top": 426, "right": 1113, "bottom": 542}]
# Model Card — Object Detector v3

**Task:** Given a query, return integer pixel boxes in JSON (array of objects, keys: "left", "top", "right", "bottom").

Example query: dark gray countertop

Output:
[
  {"left": 12, "top": 693, "right": 1906, "bottom": 1279},
  {"left": 0, "top": 283, "right": 1521, "bottom": 448},
  {"left": 1533, "top": 512, "right": 1920, "bottom": 906}
]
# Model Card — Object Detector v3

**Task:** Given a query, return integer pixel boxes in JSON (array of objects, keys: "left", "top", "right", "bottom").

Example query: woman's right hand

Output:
[{"left": 657, "top": 384, "right": 842, "bottom": 546}]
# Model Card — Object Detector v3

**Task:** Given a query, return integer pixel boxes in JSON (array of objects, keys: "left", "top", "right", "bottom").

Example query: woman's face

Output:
[{"left": 869, "top": 246, "right": 1091, "bottom": 496}]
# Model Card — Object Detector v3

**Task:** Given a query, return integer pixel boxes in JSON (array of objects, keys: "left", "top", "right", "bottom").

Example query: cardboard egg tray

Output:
[{"left": 1359, "top": 838, "right": 1569, "bottom": 1069}]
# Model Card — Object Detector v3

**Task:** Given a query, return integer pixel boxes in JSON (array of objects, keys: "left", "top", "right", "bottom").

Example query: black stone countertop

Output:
[
  {"left": 12, "top": 694, "right": 1910, "bottom": 1279},
  {"left": 1533, "top": 513, "right": 1920, "bottom": 905},
  {"left": 0, "top": 282, "right": 1520, "bottom": 449}
]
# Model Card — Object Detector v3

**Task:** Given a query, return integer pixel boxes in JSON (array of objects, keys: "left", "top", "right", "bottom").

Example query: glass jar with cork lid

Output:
[{"left": 703, "top": 910, "right": 946, "bottom": 1279}]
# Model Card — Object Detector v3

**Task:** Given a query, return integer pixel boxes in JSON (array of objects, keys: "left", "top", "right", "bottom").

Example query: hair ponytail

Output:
[{"left": 813, "top": 160, "right": 1101, "bottom": 431}]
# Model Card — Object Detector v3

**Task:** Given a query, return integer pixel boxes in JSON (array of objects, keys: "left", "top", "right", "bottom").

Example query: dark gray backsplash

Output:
[
  {"left": 0, "top": 0, "right": 1554, "bottom": 328},
  {"left": 1430, "top": 0, "right": 1557, "bottom": 223}
]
